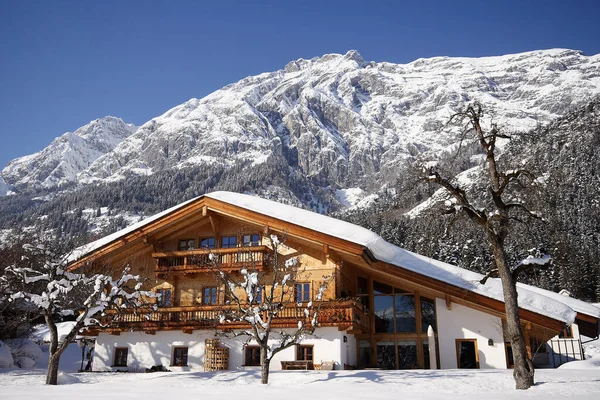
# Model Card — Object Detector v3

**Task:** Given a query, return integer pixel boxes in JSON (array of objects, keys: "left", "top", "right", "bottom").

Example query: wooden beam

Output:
[
  {"left": 445, "top": 294, "right": 452, "bottom": 310},
  {"left": 183, "top": 329, "right": 194, "bottom": 335},
  {"left": 143, "top": 236, "right": 157, "bottom": 253},
  {"left": 209, "top": 215, "right": 220, "bottom": 237}
]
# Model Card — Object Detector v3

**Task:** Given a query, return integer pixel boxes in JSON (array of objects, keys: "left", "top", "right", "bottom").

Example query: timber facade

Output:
[{"left": 71, "top": 192, "right": 600, "bottom": 372}]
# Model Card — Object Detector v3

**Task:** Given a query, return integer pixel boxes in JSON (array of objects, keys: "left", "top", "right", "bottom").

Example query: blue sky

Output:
[{"left": 1, "top": 0, "right": 599, "bottom": 168}]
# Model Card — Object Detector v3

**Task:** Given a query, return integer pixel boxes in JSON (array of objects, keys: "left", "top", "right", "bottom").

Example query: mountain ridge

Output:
[
  {"left": 2, "top": 116, "right": 137, "bottom": 191},
  {"left": 2, "top": 49, "right": 600, "bottom": 207}
]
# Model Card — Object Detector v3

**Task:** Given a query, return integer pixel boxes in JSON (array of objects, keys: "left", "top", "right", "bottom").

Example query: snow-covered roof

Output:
[{"left": 72, "top": 191, "right": 600, "bottom": 325}]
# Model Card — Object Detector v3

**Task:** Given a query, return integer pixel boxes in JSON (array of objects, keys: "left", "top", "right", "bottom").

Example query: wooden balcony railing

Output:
[
  {"left": 95, "top": 300, "right": 368, "bottom": 334},
  {"left": 153, "top": 246, "right": 271, "bottom": 278}
]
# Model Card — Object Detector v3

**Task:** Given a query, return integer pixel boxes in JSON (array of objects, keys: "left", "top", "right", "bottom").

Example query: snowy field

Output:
[{"left": 1, "top": 367, "right": 600, "bottom": 400}]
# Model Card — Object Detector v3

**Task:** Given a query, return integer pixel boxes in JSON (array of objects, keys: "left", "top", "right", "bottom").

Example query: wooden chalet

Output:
[{"left": 70, "top": 191, "right": 600, "bottom": 372}]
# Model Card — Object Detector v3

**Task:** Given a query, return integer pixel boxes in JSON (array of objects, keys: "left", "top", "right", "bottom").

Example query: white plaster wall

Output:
[
  {"left": 94, "top": 331, "right": 215, "bottom": 371},
  {"left": 435, "top": 298, "right": 506, "bottom": 369},
  {"left": 93, "top": 327, "right": 350, "bottom": 372}
]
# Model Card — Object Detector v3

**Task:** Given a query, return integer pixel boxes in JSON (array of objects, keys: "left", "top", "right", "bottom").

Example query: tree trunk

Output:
[
  {"left": 44, "top": 313, "right": 67, "bottom": 385},
  {"left": 490, "top": 236, "right": 535, "bottom": 389},
  {"left": 46, "top": 353, "right": 60, "bottom": 385},
  {"left": 260, "top": 345, "right": 270, "bottom": 384}
]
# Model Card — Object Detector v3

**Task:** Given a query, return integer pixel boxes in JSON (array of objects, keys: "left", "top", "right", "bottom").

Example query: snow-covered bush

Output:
[
  {"left": 15, "top": 356, "right": 36, "bottom": 368},
  {"left": 0, "top": 340, "right": 15, "bottom": 368},
  {"left": 6, "top": 338, "right": 43, "bottom": 368}
]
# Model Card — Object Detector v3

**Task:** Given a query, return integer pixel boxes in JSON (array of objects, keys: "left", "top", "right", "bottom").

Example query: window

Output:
[
  {"left": 394, "top": 294, "right": 416, "bottom": 332},
  {"left": 372, "top": 281, "right": 417, "bottom": 333},
  {"left": 222, "top": 235, "right": 237, "bottom": 248},
  {"left": 296, "top": 283, "right": 310, "bottom": 303},
  {"left": 172, "top": 347, "right": 188, "bottom": 366},
  {"left": 203, "top": 287, "right": 218, "bottom": 305},
  {"left": 113, "top": 347, "right": 128, "bottom": 367},
  {"left": 420, "top": 297, "right": 437, "bottom": 333},
  {"left": 178, "top": 239, "right": 195, "bottom": 251},
  {"left": 242, "top": 234, "right": 260, "bottom": 247},
  {"left": 200, "top": 237, "right": 215, "bottom": 249},
  {"left": 397, "top": 340, "right": 418, "bottom": 369},
  {"left": 156, "top": 288, "right": 172, "bottom": 307},
  {"left": 374, "top": 295, "right": 394, "bottom": 333},
  {"left": 296, "top": 345, "right": 313, "bottom": 361},
  {"left": 376, "top": 341, "right": 395, "bottom": 369},
  {"left": 245, "top": 346, "right": 261, "bottom": 366}
]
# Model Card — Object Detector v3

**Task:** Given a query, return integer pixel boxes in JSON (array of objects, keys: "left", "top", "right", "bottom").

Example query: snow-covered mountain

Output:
[
  {"left": 76, "top": 49, "right": 600, "bottom": 189},
  {"left": 1, "top": 117, "right": 136, "bottom": 190},
  {"left": 2, "top": 49, "right": 600, "bottom": 200}
]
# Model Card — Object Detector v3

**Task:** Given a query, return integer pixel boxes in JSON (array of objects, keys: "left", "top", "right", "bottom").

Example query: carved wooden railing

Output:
[
  {"left": 98, "top": 300, "right": 368, "bottom": 333},
  {"left": 153, "top": 246, "right": 271, "bottom": 278}
]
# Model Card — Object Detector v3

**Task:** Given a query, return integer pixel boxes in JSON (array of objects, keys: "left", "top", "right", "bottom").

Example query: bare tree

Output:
[
  {"left": 204, "top": 233, "right": 329, "bottom": 384},
  {"left": 1, "top": 241, "right": 153, "bottom": 385},
  {"left": 421, "top": 103, "right": 551, "bottom": 390}
]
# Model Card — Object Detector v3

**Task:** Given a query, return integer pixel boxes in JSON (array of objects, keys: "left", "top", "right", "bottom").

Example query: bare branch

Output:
[{"left": 479, "top": 268, "right": 499, "bottom": 285}]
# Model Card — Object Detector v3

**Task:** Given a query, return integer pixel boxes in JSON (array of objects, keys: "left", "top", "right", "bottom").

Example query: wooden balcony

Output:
[
  {"left": 91, "top": 300, "right": 368, "bottom": 335},
  {"left": 153, "top": 246, "right": 271, "bottom": 278}
]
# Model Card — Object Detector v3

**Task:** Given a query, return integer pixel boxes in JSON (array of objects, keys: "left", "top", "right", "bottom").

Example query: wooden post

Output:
[{"left": 524, "top": 322, "right": 532, "bottom": 359}]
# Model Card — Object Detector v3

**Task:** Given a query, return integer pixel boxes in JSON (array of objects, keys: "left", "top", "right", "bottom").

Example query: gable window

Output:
[
  {"left": 243, "top": 234, "right": 260, "bottom": 247},
  {"left": 178, "top": 239, "right": 195, "bottom": 251},
  {"left": 296, "top": 283, "right": 310, "bottom": 303},
  {"left": 203, "top": 287, "right": 218, "bottom": 305},
  {"left": 296, "top": 345, "right": 313, "bottom": 361},
  {"left": 156, "top": 288, "right": 172, "bottom": 307},
  {"left": 222, "top": 236, "right": 237, "bottom": 248},
  {"left": 244, "top": 346, "right": 261, "bottom": 366},
  {"left": 113, "top": 347, "right": 128, "bottom": 367},
  {"left": 200, "top": 237, "right": 216, "bottom": 249},
  {"left": 172, "top": 347, "right": 188, "bottom": 366}
]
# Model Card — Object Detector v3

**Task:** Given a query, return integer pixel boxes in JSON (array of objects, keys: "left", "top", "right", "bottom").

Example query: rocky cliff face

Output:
[
  {"left": 2, "top": 49, "right": 600, "bottom": 207},
  {"left": 1, "top": 117, "right": 136, "bottom": 191}
]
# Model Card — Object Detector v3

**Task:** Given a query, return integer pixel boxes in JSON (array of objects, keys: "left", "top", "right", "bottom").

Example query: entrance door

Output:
[{"left": 456, "top": 339, "right": 479, "bottom": 369}]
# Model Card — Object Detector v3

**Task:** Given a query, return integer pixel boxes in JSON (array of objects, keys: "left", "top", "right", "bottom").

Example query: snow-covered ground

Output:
[{"left": 1, "top": 368, "right": 599, "bottom": 400}]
